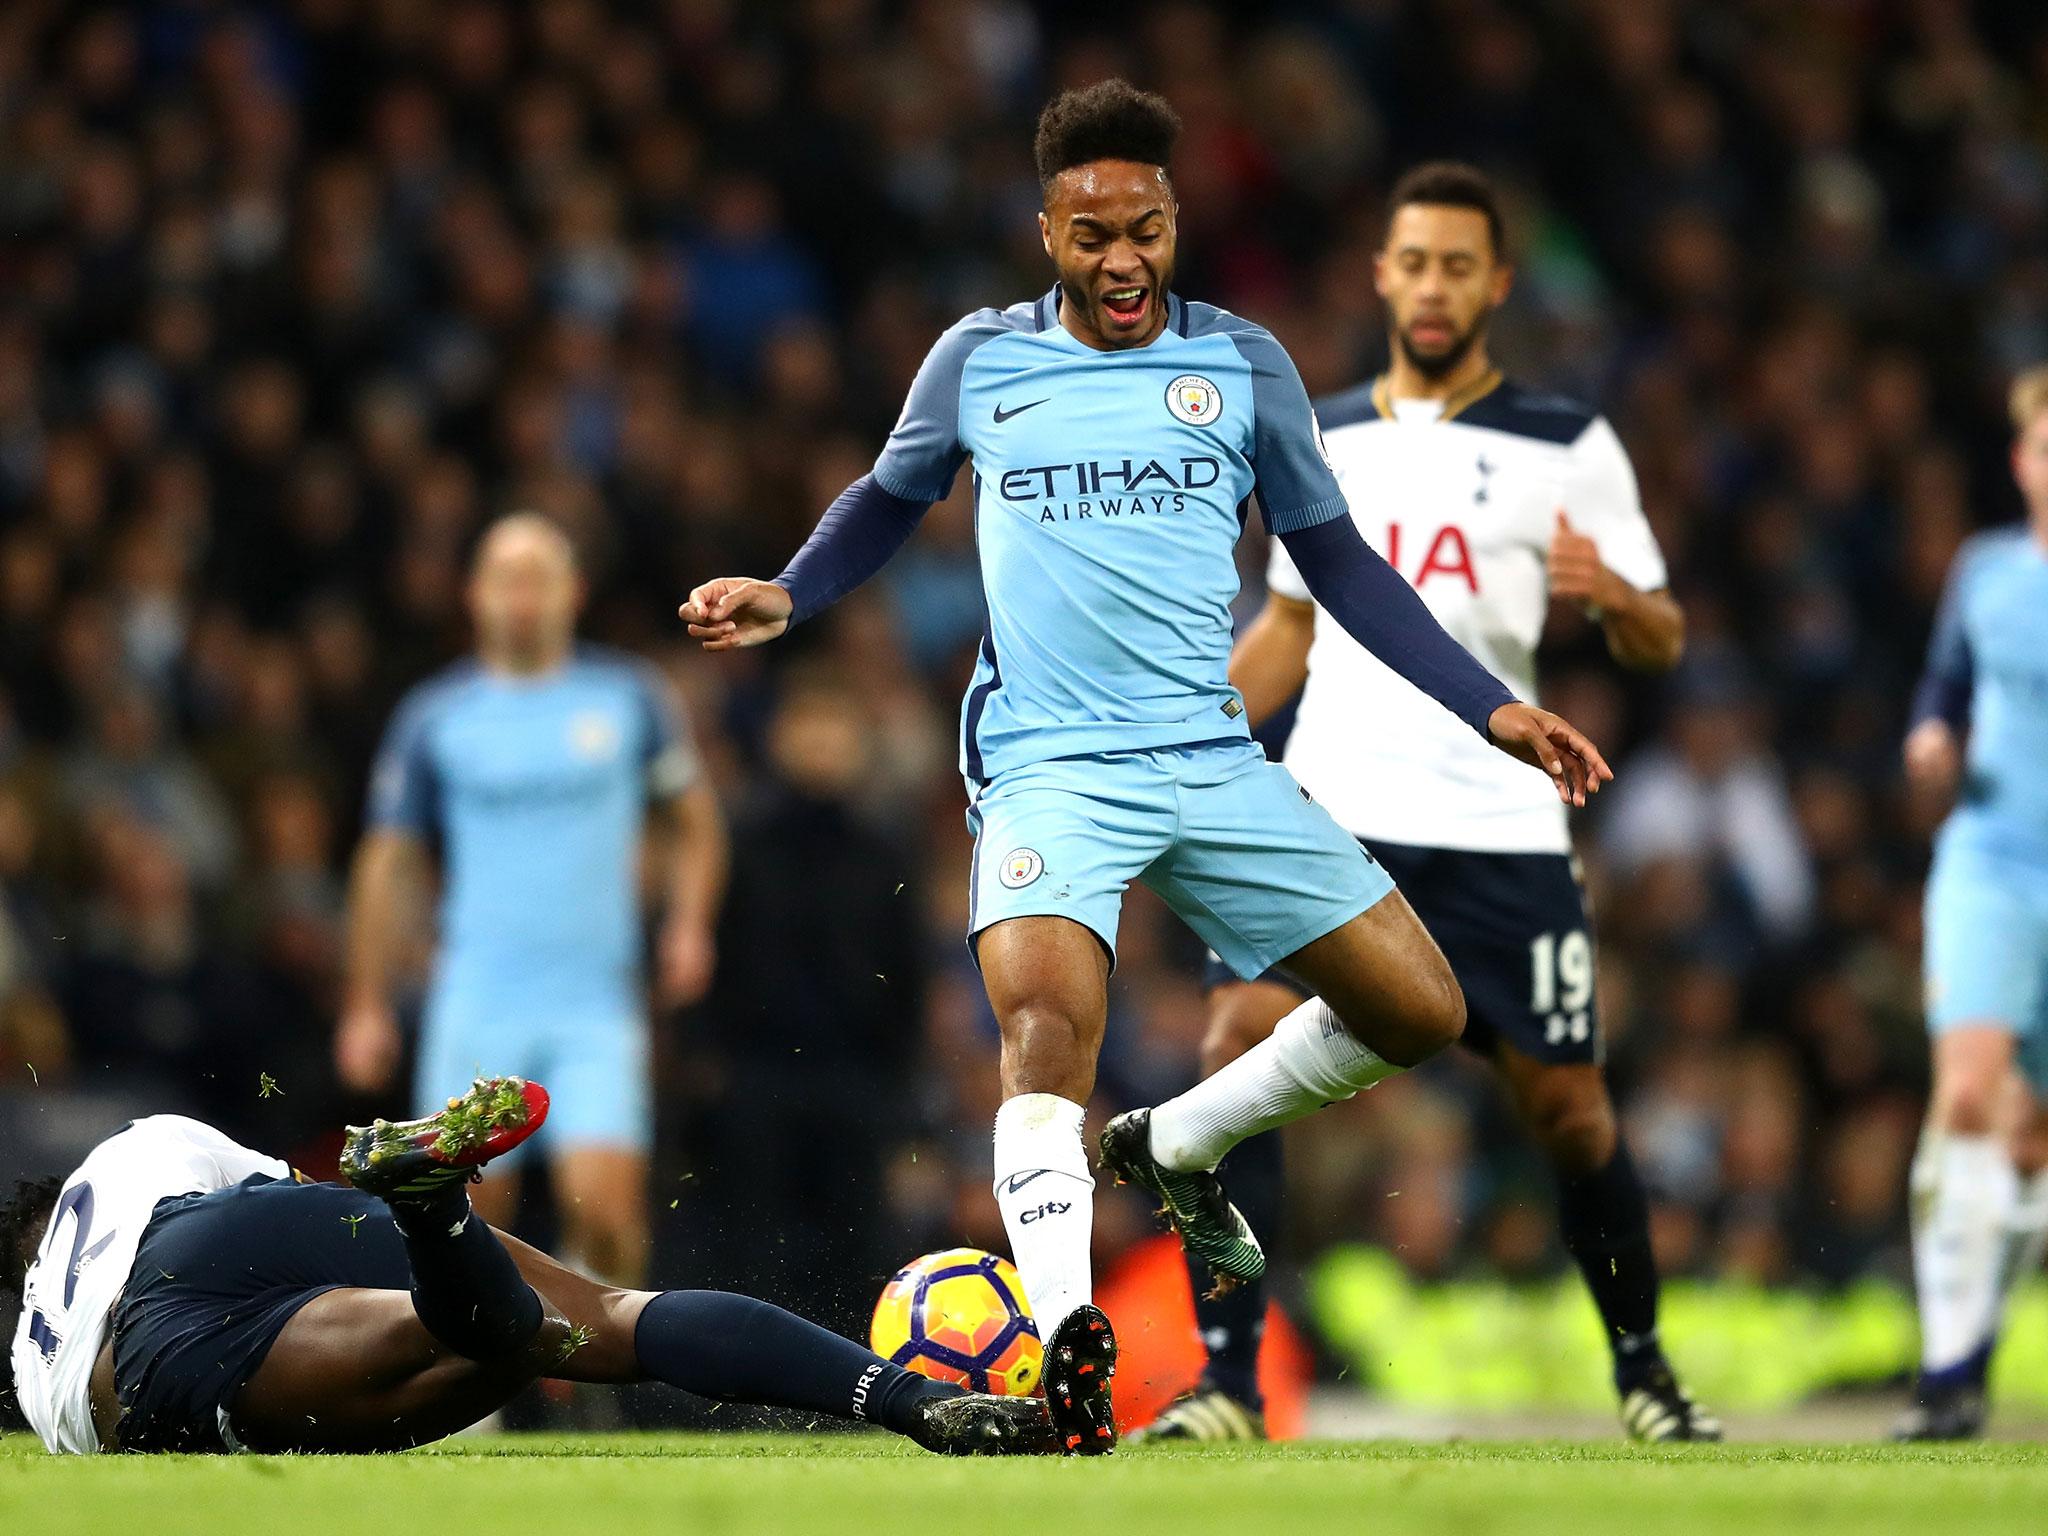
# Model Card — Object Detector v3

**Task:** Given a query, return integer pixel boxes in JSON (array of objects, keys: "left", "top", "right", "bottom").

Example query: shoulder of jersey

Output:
[
  {"left": 1960, "top": 524, "right": 2031, "bottom": 560},
  {"left": 1313, "top": 380, "right": 1380, "bottom": 432},
  {"left": 1954, "top": 523, "right": 2034, "bottom": 581},
  {"left": 944, "top": 298, "right": 1054, "bottom": 346},
  {"left": 396, "top": 657, "right": 486, "bottom": 720},
  {"left": 1180, "top": 302, "right": 1303, "bottom": 365},
  {"left": 1455, "top": 379, "right": 1600, "bottom": 446}
]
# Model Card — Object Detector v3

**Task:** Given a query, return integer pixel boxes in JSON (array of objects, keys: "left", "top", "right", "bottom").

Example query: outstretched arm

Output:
[
  {"left": 1229, "top": 325, "right": 1611, "bottom": 805},
  {"left": 680, "top": 475, "right": 931, "bottom": 649},
  {"left": 683, "top": 314, "right": 988, "bottom": 651},
  {"left": 1277, "top": 515, "right": 1612, "bottom": 806}
]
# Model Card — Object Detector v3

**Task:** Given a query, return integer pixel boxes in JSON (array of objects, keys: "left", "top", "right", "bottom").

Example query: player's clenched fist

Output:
[
  {"left": 1547, "top": 510, "right": 1613, "bottom": 608},
  {"left": 680, "top": 578, "right": 793, "bottom": 651},
  {"left": 1486, "top": 701, "right": 1614, "bottom": 808}
]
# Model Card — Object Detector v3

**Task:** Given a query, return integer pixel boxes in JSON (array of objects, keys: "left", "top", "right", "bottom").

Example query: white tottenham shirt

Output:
[
  {"left": 1271, "top": 375, "right": 1667, "bottom": 854},
  {"left": 10, "top": 1115, "right": 288, "bottom": 1454}
]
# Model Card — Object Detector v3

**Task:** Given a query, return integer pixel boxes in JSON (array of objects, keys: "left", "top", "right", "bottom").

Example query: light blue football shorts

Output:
[
  {"left": 965, "top": 737, "right": 1394, "bottom": 980},
  {"left": 416, "top": 981, "right": 653, "bottom": 1158},
  {"left": 1924, "top": 825, "right": 2048, "bottom": 1088}
]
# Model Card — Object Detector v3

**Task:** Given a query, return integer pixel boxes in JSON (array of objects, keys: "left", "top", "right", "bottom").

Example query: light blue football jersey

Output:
[
  {"left": 873, "top": 287, "right": 1348, "bottom": 782},
  {"left": 1919, "top": 527, "right": 2048, "bottom": 853},
  {"left": 367, "top": 645, "right": 697, "bottom": 1009}
]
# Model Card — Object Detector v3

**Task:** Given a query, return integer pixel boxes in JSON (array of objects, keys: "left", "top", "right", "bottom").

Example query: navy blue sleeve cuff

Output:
[{"left": 773, "top": 474, "right": 931, "bottom": 627}]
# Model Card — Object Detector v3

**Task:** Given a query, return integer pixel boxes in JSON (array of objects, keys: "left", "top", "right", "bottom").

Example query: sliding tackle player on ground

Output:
[
  {"left": 4, "top": 1080, "right": 1054, "bottom": 1455},
  {"left": 682, "top": 82, "right": 1610, "bottom": 1455}
]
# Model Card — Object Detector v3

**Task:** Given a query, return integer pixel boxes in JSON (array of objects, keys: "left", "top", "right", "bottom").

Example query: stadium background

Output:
[{"left": 3, "top": 0, "right": 2048, "bottom": 1421}]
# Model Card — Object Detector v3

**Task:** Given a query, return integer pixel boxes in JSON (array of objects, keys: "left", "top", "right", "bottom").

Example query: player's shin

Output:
[
  {"left": 1993, "top": 1165, "right": 2048, "bottom": 1326},
  {"left": 1185, "top": 1130, "right": 1282, "bottom": 1406},
  {"left": 992, "top": 1093, "right": 1096, "bottom": 1337},
  {"left": 1911, "top": 1132, "right": 2019, "bottom": 1383},
  {"left": 1148, "top": 997, "right": 1399, "bottom": 1173},
  {"left": 388, "top": 1189, "right": 546, "bottom": 1361},
  {"left": 632, "top": 1290, "right": 949, "bottom": 1434},
  {"left": 1556, "top": 1143, "right": 1663, "bottom": 1388}
]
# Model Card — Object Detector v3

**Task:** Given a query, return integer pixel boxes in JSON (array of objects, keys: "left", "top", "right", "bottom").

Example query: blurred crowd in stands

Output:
[{"left": 2, "top": 0, "right": 2046, "bottom": 1334}]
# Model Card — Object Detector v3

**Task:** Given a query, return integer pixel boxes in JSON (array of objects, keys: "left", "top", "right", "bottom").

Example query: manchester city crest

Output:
[
  {"left": 1165, "top": 373, "right": 1222, "bottom": 425},
  {"left": 999, "top": 847, "right": 1045, "bottom": 889}
]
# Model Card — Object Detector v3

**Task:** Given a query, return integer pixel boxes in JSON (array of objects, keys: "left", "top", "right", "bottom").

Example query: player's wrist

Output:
[{"left": 1586, "top": 564, "right": 1631, "bottom": 619}]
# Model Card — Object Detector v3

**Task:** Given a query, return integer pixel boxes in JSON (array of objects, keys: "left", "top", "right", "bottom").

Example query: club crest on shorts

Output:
[
  {"left": 999, "top": 847, "right": 1044, "bottom": 888},
  {"left": 1166, "top": 374, "right": 1222, "bottom": 425}
]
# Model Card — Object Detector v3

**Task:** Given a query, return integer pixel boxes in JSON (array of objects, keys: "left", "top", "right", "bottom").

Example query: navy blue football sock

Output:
[
  {"left": 1556, "top": 1144, "right": 1664, "bottom": 1390},
  {"left": 1919, "top": 1340, "right": 1993, "bottom": 1395},
  {"left": 634, "top": 1289, "right": 951, "bottom": 1435},
  {"left": 387, "top": 1189, "right": 544, "bottom": 1360},
  {"left": 1185, "top": 1129, "right": 1285, "bottom": 1407}
]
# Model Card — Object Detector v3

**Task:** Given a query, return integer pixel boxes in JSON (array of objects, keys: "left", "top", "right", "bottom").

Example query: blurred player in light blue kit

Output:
[
  {"left": 338, "top": 515, "right": 728, "bottom": 1287},
  {"left": 1898, "top": 366, "right": 2048, "bottom": 1438}
]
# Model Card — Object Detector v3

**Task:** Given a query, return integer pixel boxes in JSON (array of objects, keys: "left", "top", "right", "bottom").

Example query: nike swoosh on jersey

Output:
[
  {"left": 993, "top": 399, "right": 1049, "bottom": 423},
  {"left": 1001, "top": 1169, "right": 1053, "bottom": 1194}
]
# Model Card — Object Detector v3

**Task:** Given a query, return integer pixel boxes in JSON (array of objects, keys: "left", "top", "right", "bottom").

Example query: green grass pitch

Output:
[{"left": 5, "top": 1431, "right": 2046, "bottom": 1535}]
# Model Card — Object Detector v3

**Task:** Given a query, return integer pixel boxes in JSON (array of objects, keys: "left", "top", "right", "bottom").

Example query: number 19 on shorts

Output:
[{"left": 1531, "top": 930, "right": 1592, "bottom": 1046}]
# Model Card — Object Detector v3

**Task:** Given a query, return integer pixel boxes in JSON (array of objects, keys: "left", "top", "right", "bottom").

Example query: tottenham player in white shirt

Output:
[
  {"left": 1133, "top": 163, "right": 1712, "bottom": 1444},
  {"left": 2, "top": 1084, "right": 1053, "bottom": 1455}
]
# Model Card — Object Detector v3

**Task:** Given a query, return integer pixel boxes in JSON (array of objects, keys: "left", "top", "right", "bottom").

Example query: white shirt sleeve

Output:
[
  {"left": 1564, "top": 417, "right": 1667, "bottom": 594},
  {"left": 1264, "top": 530, "right": 1313, "bottom": 604}
]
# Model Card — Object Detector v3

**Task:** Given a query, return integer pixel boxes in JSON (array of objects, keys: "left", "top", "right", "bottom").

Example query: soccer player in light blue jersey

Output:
[
  {"left": 340, "top": 515, "right": 729, "bottom": 1289},
  {"left": 1897, "top": 368, "right": 2048, "bottom": 1439},
  {"left": 682, "top": 81, "right": 1611, "bottom": 1454}
]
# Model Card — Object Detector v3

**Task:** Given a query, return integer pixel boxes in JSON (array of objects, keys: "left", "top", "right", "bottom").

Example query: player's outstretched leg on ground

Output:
[
  {"left": 228, "top": 1077, "right": 1054, "bottom": 1455},
  {"left": 1104, "top": 894, "right": 1460, "bottom": 1297},
  {"left": 977, "top": 916, "right": 1120, "bottom": 1454}
]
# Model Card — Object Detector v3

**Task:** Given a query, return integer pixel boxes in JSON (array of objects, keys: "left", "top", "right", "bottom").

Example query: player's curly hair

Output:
[
  {"left": 1386, "top": 161, "right": 1508, "bottom": 258},
  {"left": 1033, "top": 79, "right": 1182, "bottom": 192}
]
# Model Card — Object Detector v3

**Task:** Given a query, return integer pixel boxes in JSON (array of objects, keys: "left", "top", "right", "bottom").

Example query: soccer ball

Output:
[{"left": 871, "top": 1247, "right": 1041, "bottom": 1396}]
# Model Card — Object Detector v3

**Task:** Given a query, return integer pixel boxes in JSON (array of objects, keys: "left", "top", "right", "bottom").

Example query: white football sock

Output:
[
  {"left": 992, "top": 1093, "right": 1095, "bottom": 1338},
  {"left": 1147, "top": 996, "right": 1400, "bottom": 1173},
  {"left": 1993, "top": 1166, "right": 2048, "bottom": 1323},
  {"left": 1911, "top": 1133, "right": 2018, "bottom": 1374}
]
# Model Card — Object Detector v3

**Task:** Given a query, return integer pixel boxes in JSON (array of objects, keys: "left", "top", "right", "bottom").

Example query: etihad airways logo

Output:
[{"left": 997, "top": 456, "right": 1223, "bottom": 525}]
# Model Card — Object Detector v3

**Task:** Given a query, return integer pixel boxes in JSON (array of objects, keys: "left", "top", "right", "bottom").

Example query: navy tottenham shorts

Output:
[
  {"left": 112, "top": 1176, "right": 409, "bottom": 1452},
  {"left": 1201, "top": 837, "right": 1603, "bottom": 1066}
]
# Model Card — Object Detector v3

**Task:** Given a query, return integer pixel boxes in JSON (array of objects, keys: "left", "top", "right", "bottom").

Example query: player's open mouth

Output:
[{"left": 1101, "top": 286, "right": 1149, "bottom": 326}]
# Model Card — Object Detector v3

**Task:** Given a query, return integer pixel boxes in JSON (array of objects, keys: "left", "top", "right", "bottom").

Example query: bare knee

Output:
[
  {"left": 2011, "top": 1103, "right": 2048, "bottom": 1177},
  {"left": 554, "top": 1152, "right": 650, "bottom": 1287},
  {"left": 1518, "top": 1072, "right": 1618, "bottom": 1176},
  {"left": 1330, "top": 950, "right": 1464, "bottom": 1068},
  {"left": 563, "top": 1209, "right": 647, "bottom": 1288},
  {"left": 977, "top": 917, "right": 1110, "bottom": 1101},
  {"left": 1935, "top": 1066, "right": 2007, "bottom": 1138},
  {"left": 1413, "top": 956, "right": 1467, "bottom": 1059},
  {"left": 1201, "top": 981, "right": 1297, "bottom": 1077},
  {"left": 1932, "top": 1027, "right": 2019, "bottom": 1139},
  {"left": 999, "top": 999, "right": 1105, "bottom": 1100}
]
